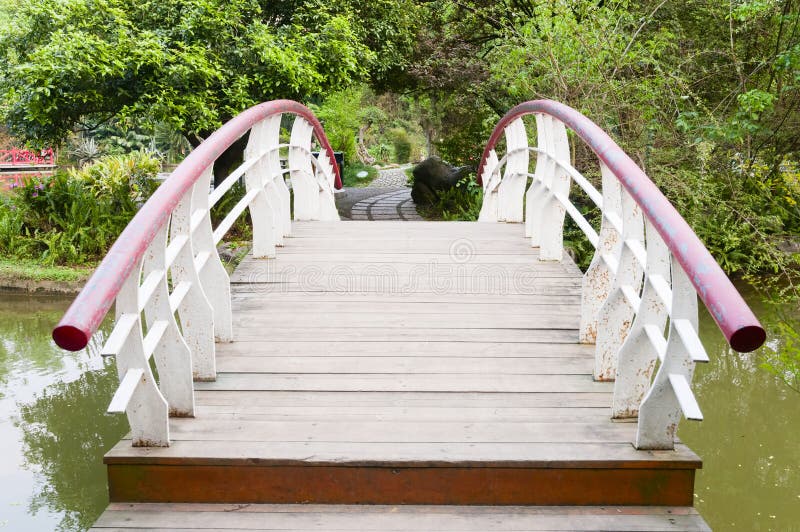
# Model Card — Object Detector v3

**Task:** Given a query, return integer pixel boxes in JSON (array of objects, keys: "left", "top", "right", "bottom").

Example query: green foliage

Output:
[
  {"left": 310, "top": 89, "right": 363, "bottom": 163},
  {"left": 368, "top": 143, "right": 392, "bottom": 163},
  {"left": 0, "top": 0, "right": 421, "bottom": 144},
  {"left": 0, "top": 151, "right": 160, "bottom": 264},
  {"left": 418, "top": 176, "right": 483, "bottom": 221},
  {"left": 761, "top": 317, "right": 800, "bottom": 393},
  {"left": 342, "top": 162, "right": 378, "bottom": 187},
  {"left": 406, "top": 0, "right": 800, "bottom": 279},
  {"left": 210, "top": 181, "right": 252, "bottom": 242}
]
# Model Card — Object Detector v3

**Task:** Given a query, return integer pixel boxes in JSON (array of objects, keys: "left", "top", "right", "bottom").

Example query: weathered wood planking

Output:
[
  {"left": 91, "top": 503, "right": 711, "bottom": 531},
  {"left": 105, "top": 439, "right": 701, "bottom": 467},
  {"left": 100, "top": 221, "right": 704, "bottom": 526}
]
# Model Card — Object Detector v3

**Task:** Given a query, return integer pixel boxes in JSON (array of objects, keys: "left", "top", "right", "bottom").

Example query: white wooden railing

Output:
[
  {"left": 478, "top": 100, "right": 765, "bottom": 450},
  {"left": 53, "top": 101, "right": 340, "bottom": 446}
]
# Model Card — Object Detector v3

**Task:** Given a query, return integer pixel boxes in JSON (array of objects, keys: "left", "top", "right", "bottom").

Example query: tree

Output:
[{"left": 0, "top": 0, "right": 420, "bottom": 179}]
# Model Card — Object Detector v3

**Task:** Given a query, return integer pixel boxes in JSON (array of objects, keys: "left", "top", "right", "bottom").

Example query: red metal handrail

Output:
[
  {"left": 53, "top": 100, "right": 341, "bottom": 351},
  {"left": 478, "top": 100, "right": 765, "bottom": 353}
]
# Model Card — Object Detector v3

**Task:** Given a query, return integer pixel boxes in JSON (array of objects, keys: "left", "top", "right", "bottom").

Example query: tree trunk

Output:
[
  {"left": 187, "top": 131, "right": 250, "bottom": 188},
  {"left": 357, "top": 125, "right": 376, "bottom": 165}
]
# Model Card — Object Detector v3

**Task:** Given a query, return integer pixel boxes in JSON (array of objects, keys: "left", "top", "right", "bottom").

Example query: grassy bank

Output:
[
  {"left": 0, "top": 258, "right": 93, "bottom": 293},
  {"left": 0, "top": 258, "right": 92, "bottom": 283},
  {"left": 342, "top": 163, "right": 378, "bottom": 187}
]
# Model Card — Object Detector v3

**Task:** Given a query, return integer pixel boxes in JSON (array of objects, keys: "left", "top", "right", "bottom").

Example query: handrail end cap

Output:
[
  {"left": 53, "top": 325, "right": 89, "bottom": 351},
  {"left": 730, "top": 325, "right": 767, "bottom": 353}
]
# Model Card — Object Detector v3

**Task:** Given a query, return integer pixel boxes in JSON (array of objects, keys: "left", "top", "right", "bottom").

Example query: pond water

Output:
[{"left": 0, "top": 290, "right": 797, "bottom": 531}]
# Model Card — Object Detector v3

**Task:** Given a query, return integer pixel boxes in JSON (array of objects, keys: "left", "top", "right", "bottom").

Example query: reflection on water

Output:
[
  {"left": 18, "top": 368, "right": 126, "bottom": 531},
  {"left": 0, "top": 288, "right": 798, "bottom": 530},
  {"left": 0, "top": 294, "right": 124, "bottom": 531}
]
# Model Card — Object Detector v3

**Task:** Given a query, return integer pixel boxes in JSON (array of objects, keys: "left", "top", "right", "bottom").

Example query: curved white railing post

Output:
[
  {"left": 53, "top": 101, "right": 343, "bottom": 448},
  {"left": 538, "top": 117, "right": 571, "bottom": 261},
  {"left": 612, "top": 218, "right": 670, "bottom": 417},
  {"left": 194, "top": 165, "right": 234, "bottom": 342},
  {"left": 245, "top": 119, "right": 277, "bottom": 258},
  {"left": 477, "top": 99, "right": 765, "bottom": 450},
  {"left": 263, "top": 114, "right": 292, "bottom": 241},
  {"left": 314, "top": 148, "right": 342, "bottom": 221},
  {"left": 497, "top": 118, "right": 529, "bottom": 222},
  {"left": 477, "top": 150, "right": 500, "bottom": 221},
  {"left": 636, "top": 256, "right": 707, "bottom": 449},
  {"left": 289, "top": 117, "right": 319, "bottom": 220},
  {"left": 593, "top": 189, "right": 645, "bottom": 380},
  {"left": 525, "top": 114, "right": 550, "bottom": 243},
  {"left": 579, "top": 163, "right": 623, "bottom": 343},
  {"left": 103, "top": 256, "right": 169, "bottom": 446},
  {"left": 141, "top": 224, "right": 195, "bottom": 416},
  {"left": 170, "top": 190, "right": 216, "bottom": 381}
]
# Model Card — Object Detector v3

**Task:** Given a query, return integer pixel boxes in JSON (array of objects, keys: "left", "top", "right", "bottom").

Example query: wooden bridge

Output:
[{"left": 53, "top": 100, "right": 765, "bottom": 531}]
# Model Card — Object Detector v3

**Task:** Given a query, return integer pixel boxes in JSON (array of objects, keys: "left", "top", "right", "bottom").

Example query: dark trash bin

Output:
[{"left": 312, "top": 151, "right": 344, "bottom": 176}]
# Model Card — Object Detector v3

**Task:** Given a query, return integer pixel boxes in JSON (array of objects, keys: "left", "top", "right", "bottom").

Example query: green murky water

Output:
[
  {"left": 0, "top": 291, "right": 797, "bottom": 530},
  {"left": 0, "top": 294, "right": 124, "bottom": 531},
  {"left": 680, "top": 296, "right": 800, "bottom": 531}
]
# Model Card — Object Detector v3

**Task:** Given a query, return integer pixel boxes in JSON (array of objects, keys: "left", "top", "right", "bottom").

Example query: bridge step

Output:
[{"left": 91, "top": 503, "right": 710, "bottom": 531}]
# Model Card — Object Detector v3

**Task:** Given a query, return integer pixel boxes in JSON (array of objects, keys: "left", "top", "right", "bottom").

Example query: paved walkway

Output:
[
  {"left": 337, "top": 165, "right": 422, "bottom": 221},
  {"left": 350, "top": 188, "right": 422, "bottom": 221},
  {"left": 367, "top": 166, "right": 411, "bottom": 188}
]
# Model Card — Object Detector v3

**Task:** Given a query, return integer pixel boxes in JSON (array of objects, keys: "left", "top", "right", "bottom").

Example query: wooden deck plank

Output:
[
  {"left": 91, "top": 503, "right": 710, "bottom": 531},
  {"left": 192, "top": 405, "right": 611, "bottom": 422},
  {"left": 104, "top": 440, "right": 700, "bottom": 467},
  {"left": 156, "top": 419, "right": 638, "bottom": 443},
  {"left": 228, "top": 328, "right": 579, "bottom": 342},
  {"left": 232, "top": 313, "right": 581, "bottom": 330},
  {"left": 193, "top": 372, "right": 605, "bottom": 393},
  {"left": 215, "top": 341, "right": 595, "bottom": 358},
  {"left": 229, "top": 292, "right": 581, "bottom": 304},
  {"left": 191, "top": 390, "right": 613, "bottom": 408},
  {"left": 215, "top": 356, "right": 593, "bottom": 374}
]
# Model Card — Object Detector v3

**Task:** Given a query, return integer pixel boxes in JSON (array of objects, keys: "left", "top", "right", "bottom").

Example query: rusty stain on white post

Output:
[
  {"left": 593, "top": 188, "right": 644, "bottom": 381},
  {"left": 612, "top": 218, "right": 670, "bottom": 418},
  {"left": 579, "top": 162, "right": 622, "bottom": 343}
]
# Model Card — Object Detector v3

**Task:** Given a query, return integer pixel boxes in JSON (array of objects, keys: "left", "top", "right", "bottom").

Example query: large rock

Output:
[{"left": 411, "top": 157, "right": 472, "bottom": 205}]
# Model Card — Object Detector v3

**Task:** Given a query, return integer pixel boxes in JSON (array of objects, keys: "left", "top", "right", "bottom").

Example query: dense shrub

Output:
[
  {"left": 0, "top": 152, "right": 160, "bottom": 265},
  {"left": 390, "top": 128, "right": 412, "bottom": 164},
  {"left": 416, "top": 175, "right": 482, "bottom": 221}
]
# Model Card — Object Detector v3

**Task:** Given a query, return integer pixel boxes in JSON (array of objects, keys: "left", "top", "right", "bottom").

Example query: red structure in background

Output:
[{"left": 0, "top": 147, "right": 56, "bottom": 167}]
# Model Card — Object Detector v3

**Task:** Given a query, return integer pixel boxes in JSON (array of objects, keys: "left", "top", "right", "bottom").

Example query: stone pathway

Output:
[
  {"left": 350, "top": 188, "right": 422, "bottom": 221},
  {"left": 367, "top": 165, "right": 411, "bottom": 188},
  {"left": 336, "top": 165, "right": 422, "bottom": 221}
]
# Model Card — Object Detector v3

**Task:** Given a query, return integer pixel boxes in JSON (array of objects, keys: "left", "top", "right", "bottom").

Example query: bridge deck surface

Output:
[{"left": 95, "top": 221, "right": 708, "bottom": 531}]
